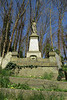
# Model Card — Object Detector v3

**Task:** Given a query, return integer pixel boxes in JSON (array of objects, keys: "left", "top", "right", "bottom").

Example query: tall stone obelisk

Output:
[{"left": 27, "top": 21, "right": 41, "bottom": 58}]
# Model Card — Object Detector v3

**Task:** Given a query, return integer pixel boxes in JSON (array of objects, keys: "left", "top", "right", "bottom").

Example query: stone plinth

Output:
[
  {"left": 12, "top": 52, "right": 18, "bottom": 57},
  {"left": 27, "top": 33, "right": 41, "bottom": 58},
  {"left": 29, "top": 36, "right": 39, "bottom": 51},
  {"left": 27, "top": 51, "right": 41, "bottom": 58}
]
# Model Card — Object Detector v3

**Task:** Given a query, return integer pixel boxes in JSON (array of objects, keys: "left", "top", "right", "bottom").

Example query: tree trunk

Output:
[
  {"left": 57, "top": 11, "right": 61, "bottom": 55},
  {"left": 25, "top": 26, "right": 30, "bottom": 57},
  {"left": 50, "top": 9, "right": 53, "bottom": 50},
  {"left": 18, "top": 27, "right": 23, "bottom": 57},
  {"left": 7, "top": 0, "right": 29, "bottom": 52},
  {"left": 14, "top": 28, "right": 17, "bottom": 51}
]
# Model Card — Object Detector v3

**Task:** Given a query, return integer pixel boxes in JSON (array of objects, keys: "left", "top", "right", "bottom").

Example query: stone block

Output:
[
  {"left": 49, "top": 52, "right": 56, "bottom": 56},
  {"left": 12, "top": 52, "right": 18, "bottom": 57},
  {"left": 2, "top": 52, "right": 12, "bottom": 69}
]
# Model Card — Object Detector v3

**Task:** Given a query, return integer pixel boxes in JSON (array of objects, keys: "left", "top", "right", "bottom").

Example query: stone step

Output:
[
  {"left": 9, "top": 77, "right": 67, "bottom": 90},
  {"left": 0, "top": 88, "right": 67, "bottom": 100}
]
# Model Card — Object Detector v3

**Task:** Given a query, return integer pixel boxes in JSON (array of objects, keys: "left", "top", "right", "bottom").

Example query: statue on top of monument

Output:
[{"left": 32, "top": 21, "right": 37, "bottom": 34}]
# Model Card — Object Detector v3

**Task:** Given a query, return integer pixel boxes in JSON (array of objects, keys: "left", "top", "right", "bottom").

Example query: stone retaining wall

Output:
[
  {"left": 14, "top": 67, "right": 58, "bottom": 80},
  {"left": 9, "top": 77, "right": 67, "bottom": 90}
]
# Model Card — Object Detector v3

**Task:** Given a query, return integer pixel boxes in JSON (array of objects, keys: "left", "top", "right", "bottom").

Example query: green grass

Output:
[
  {"left": 0, "top": 76, "right": 10, "bottom": 88},
  {"left": 31, "top": 87, "right": 67, "bottom": 92},
  {"left": 8, "top": 83, "right": 31, "bottom": 90},
  {"left": 10, "top": 72, "right": 54, "bottom": 80}
]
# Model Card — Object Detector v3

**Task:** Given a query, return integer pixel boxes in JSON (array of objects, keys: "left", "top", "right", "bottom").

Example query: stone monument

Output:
[
  {"left": 27, "top": 21, "right": 41, "bottom": 58},
  {"left": 0, "top": 21, "right": 62, "bottom": 80}
]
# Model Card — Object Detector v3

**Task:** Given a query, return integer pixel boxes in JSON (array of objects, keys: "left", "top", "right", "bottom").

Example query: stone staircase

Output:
[{"left": 0, "top": 77, "right": 67, "bottom": 100}]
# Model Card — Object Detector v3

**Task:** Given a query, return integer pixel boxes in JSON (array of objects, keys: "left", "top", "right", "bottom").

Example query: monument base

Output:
[
  {"left": 14, "top": 66, "right": 58, "bottom": 80},
  {"left": 26, "top": 51, "right": 41, "bottom": 58}
]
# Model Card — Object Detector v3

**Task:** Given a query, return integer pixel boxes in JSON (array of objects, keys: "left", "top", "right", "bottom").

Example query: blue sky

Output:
[{"left": 0, "top": 0, "right": 67, "bottom": 57}]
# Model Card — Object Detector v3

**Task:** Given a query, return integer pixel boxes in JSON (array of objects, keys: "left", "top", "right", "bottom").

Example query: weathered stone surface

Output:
[
  {"left": 10, "top": 56, "right": 57, "bottom": 67},
  {"left": 1, "top": 52, "right": 18, "bottom": 69},
  {"left": 29, "top": 37, "right": 39, "bottom": 51},
  {"left": 0, "top": 88, "right": 67, "bottom": 100},
  {"left": 12, "top": 52, "right": 18, "bottom": 57},
  {"left": 55, "top": 53, "right": 62, "bottom": 69},
  {"left": 1, "top": 51, "right": 62, "bottom": 81},
  {"left": 14, "top": 67, "right": 58, "bottom": 80},
  {"left": 0, "top": 57, "right": 2, "bottom": 65},
  {"left": 9, "top": 77, "right": 67, "bottom": 90},
  {"left": 49, "top": 52, "right": 62, "bottom": 69},
  {"left": 2, "top": 52, "right": 12, "bottom": 69}
]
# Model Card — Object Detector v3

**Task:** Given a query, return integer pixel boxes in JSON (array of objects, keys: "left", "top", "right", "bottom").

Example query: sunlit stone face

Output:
[{"left": 29, "top": 37, "right": 39, "bottom": 51}]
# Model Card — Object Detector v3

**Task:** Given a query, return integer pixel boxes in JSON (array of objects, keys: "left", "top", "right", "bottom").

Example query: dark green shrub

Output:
[
  {"left": 60, "top": 56, "right": 64, "bottom": 65},
  {"left": 57, "top": 69, "right": 65, "bottom": 81},
  {"left": 8, "top": 83, "right": 31, "bottom": 90},
  {"left": 0, "top": 69, "right": 11, "bottom": 76},
  {"left": 55, "top": 49, "right": 60, "bottom": 55},
  {"left": 0, "top": 67, "right": 2, "bottom": 75},
  {"left": 57, "top": 75, "right": 61, "bottom": 81},
  {"left": 20, "top": 83, "right": 30, "bottom": 90},
  {"left": 0, "top": 76, "right": 10, "bottom": 88},
  {"left": 64, "top": 71, "right": 67, "bottom": 80},
  {"left": 62, "top": 65, "right": 67, "bottom": 80},
  {"left": 6, "top": 62, "right": 16, "bottom": 70},
  {"left": 0, "top": 92, "right": 5, "bottom": 100},
  {"left": 59, "top": 69, "right": 64, "bottom": 77},
  {"left": 0, "top": 67, "right": 13, "bottom": 77}
]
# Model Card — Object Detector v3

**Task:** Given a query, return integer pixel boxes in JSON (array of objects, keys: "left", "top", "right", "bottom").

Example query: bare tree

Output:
[{"left": 7, "top": 0, "right": 29, "bottom": 52}]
